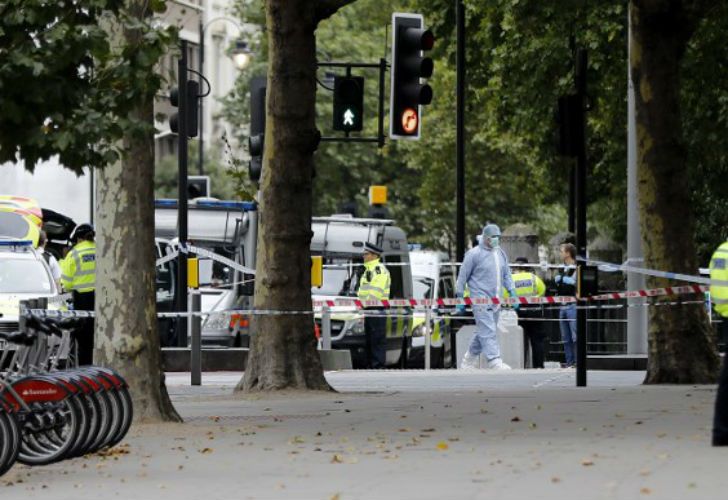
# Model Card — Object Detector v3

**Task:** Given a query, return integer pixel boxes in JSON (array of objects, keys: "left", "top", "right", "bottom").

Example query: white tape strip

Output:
[{"left": 581, "top": 257, "right": 728, "bottom": 286}]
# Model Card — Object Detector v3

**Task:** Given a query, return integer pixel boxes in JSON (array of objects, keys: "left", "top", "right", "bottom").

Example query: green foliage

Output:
[
  {"left": 223, "top": 0, "right": 728, "bottom": 259},
  {"left": 0, "top": 0, "right": 176, "bottom": 173},
  {"left": 155, "top": 141, "right": 244, "bottom": 200}
]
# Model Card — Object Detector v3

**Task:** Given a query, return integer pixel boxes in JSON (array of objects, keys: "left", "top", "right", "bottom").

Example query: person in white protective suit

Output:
[{"left": 456, "top": 223, "right": 518, "bottom": 370}]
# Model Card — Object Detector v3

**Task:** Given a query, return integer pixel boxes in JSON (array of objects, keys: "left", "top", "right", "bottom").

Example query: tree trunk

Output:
[
  {"left": 237, "top": 0, "right": 333, "bottom": 391},
  {"left": 95, "top": 0, "right": 181, "bottom": 421},
  {"left": 630, "top": 0, "right": 719, "bottom": 383}
]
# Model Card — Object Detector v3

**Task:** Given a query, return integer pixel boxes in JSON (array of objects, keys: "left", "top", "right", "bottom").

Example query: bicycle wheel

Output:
[
  {"left": 0, "top": 411, "right": 20, "bottom": 476},
  {"left": 106, "top": 386, "right": 133, "bottom": 448},
  {"left": 17, "top": 391, "right": 81, "bottom": 465}
]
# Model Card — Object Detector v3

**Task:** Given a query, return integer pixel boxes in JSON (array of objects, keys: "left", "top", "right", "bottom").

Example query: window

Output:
[
  {"left": 0, "top": 258, "right": 52, "bottom": 294},
  {"left": 438, "top": 277, "right": 454, "bottom": 299},
  {"left": 383, "top": 255, "right": 405, "bottom": 299}
]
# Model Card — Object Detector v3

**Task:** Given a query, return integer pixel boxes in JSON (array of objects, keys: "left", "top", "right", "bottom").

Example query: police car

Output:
[{"left": 0, "top": 240, "right": 60, "bottom": 340}]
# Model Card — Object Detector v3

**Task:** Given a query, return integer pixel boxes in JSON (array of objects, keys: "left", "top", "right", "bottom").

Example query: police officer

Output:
[
  {"left": 357, "top": 242, "right": 390, "bottom": 369},
  {"left": 60, "top": 223, "right": 96, "bottom": 365},
  {"left": 710, "top": 238, "right": 728, "bottom": 446},
  {"left": 509, "top": 257, "right": 547, "bottom": 368}
]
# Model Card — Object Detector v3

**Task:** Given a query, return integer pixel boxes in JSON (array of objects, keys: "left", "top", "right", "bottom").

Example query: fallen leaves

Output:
[
  {"left": 198, "top": 447, "right": 214, "bottom": 454},
  {"left": 580, "top": 459, "right": 594, "bottom": 466},
  {"left": 436, "top": 441, "right": 449, "bottom": 451}
]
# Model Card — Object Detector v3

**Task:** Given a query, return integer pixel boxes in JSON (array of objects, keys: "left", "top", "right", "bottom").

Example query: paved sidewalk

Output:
[{"left": 2, "top": 369, "right": 726, "bottom": 500}]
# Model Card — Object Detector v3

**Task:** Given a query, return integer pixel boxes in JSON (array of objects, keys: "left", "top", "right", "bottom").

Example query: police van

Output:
[
  {"left": 407, "top": 249, "right": 456, "bottom": 368},
  {"left": 0, "top": 240, "right": 60, "bottom": 341},
  {"left": 311, "top": 215, "right": 415, "bottom": 368},
  {"left": 154, "top": 199, "right": 257, "bottom": 347}
]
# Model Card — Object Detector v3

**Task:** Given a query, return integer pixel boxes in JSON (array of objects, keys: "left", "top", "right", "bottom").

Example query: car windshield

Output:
[
  {"left": 0, "top": 258, "right": 52, "bottom": 294},
  {"left": 413, "top": 276, "right": 434, "bottom": 300},
  {"left": 313, "top": 260, "right": 360, "bottom": 297}
]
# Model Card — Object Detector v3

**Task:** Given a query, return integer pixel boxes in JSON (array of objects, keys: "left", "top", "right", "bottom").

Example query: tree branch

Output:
[{"left": 315, "top": 0, "right": 357, "bottom": 24}]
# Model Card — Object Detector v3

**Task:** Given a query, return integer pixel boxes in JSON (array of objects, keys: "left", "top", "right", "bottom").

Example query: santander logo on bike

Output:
[{"left": 21, "top": 388, "right": 58, "bottom": 397}]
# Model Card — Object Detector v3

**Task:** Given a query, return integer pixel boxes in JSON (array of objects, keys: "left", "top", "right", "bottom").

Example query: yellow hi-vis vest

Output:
[
  {"left": 60, "top": 240, "right": 96, "bottom": 293},
  {"left": 710, "top": 241, "right": 728, "bottom": 317},
  {"left": 357, "top": 258, "right": 391, "bottom": 301},
  {"left": 504, "top": 272, "right": 546, "bottom": 298}
]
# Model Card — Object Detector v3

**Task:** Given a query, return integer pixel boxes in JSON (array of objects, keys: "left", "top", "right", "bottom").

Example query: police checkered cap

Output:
[
  {"left": 362, "top": 241, "right": 383, "bottom": 255},
  {"left": 482, "top": 223, "right": 501, "bottom": 238}
]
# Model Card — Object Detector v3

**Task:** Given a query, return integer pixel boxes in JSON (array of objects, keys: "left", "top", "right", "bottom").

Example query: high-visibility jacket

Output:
[
  {"left": 60, "top": 240, "right": 96, "bottom": 293},
  {"left": 357, "top": 258, "right": 391, "bottom": 301},
  {"left": 710, "top": 241, "right": 728, "bottom": 317},
  {"left": 506, "top": 272, "right": 546, "bottom": 298}
]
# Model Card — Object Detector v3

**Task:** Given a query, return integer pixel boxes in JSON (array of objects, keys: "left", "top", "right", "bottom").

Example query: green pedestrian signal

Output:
[{"left": 333, "top": 76, "right": 364, "bottom": 132}]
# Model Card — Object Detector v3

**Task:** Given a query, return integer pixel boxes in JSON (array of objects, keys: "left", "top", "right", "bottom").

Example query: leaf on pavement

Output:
[
  {"left": 198, "top": 448, "right": 214, "bottom": 454},
  {"left": 331, "top": 454, "right": 344, "bottom": 464},
  {"left": 436, "top": 441, "right": 449, "bottom": 451},
  {"left": 580, "top": 459, "right": 594, "bottom": 466}
]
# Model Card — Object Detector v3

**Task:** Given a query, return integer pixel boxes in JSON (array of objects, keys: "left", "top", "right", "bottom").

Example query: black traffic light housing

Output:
[
  {"left": 169, "top": 80, "right": 200, "bottom": 138},
  {"left": 390, "top": 13, "right": 434, "bottom": 140},
  {"left": 333, "top": 76, "right": 364, "bottom": 132},
  {"left": 249, "top": 76, "right": 267, "bottom": 184}
]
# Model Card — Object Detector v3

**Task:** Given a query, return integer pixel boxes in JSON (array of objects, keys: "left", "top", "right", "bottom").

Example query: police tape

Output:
[
  {"left": 24, "top": 296, "right": 712, "bottom": 321},
  {"left": 580, "top": 257, "right": 728, "bottom": 286},
  {"left": 154, "top": 243, "right": 256, "bottom": 275},
  {"left": 25, "top": 282, "right": 710, "bottom": 319}
]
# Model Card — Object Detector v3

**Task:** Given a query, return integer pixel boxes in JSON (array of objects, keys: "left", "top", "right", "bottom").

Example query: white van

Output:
[
  {"left": 312, "top": 215, "right": 414, "bottom": 368},
  {"left": 408, "top": 250, "right": 457, "bottom": 368}
]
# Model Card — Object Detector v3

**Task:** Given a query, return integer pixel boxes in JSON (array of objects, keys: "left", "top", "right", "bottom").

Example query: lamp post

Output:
[{"left": 198, "top": 17, "right": 252, "bottom": 175}]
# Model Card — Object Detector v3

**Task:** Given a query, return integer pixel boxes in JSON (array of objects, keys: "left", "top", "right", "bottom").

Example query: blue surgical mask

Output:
[{"left": 489, "top": 236, "right": 500, "bottom": 248}]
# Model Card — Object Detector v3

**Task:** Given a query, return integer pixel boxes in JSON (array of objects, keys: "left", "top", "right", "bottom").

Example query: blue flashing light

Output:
[
  {"left": 155, "top": 199, "right": 178, "bottom": 208},
  {"left": 154, "top": 199, "right": 256, "bottom": 211},
  {"left": 194, "top": 200, "right": 256, "bottom": 211},
  {"left": 0, "top": 239, "right": 33, "bottom": 247}
]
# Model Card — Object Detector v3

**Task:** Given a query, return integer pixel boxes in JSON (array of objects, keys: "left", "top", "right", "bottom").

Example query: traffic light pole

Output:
[
  {"left": 454, "top": 0, "right": 466, "bottom": 370},
  {"left": 177, "top": 40, "right": 189, "bottom": 348},
  {"left": 575, "top": 49, "right": 588, "bottom": 387},
  {"left": 318, "top": 61, "right": 388, "bottom": 147}
]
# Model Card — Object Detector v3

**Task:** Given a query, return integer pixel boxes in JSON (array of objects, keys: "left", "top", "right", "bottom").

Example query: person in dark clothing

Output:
[{"left": 510, "top": 257, "right": 547, "bottom": 368}]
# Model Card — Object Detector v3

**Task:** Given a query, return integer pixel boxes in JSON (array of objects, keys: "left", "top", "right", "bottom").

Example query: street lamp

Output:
[
  {"left": 198, "top": 16, "right": 252, "bottom": 176},
  {"left": 231, "top": 39, "right": 253, "bottom": 70}
]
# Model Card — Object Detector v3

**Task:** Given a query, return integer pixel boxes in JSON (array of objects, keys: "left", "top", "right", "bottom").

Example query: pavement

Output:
[{"left": 2, "top": 368, "right": 727, "bottom": 500}]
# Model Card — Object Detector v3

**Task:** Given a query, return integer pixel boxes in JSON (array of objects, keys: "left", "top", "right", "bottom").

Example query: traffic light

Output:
[
  {"left": 333, "top": 76, "right": 364, "bottom": 132},
  {"left": 169, "top": 80, "right": 200, "bottom": 138},
  {"left": 249, "top": 76, "right": 266, "bottom": 183},
  {"left": 187, "top": 175, "right": 210, "bottom": 198},
  {"left": 390, "top": 13, "right": 434, "bottom": 140}
]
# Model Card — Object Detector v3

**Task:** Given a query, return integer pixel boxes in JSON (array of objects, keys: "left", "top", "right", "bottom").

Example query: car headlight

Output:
[
  {"left": 342, "top": 318, "right": 365, "bottom": 336},
  {"left": 203, "top": 312, "right": 230, "bottom": 332},
  {"left": 411, "top": 324, "right": 426, "bottom": 337}
]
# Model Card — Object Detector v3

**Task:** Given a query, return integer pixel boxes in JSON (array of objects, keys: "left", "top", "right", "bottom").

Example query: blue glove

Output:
[
  {"left": 555, "top": 275, "right": 562, "bottom": 284},
  {"left": 512, "top": 302, "right": 520, "bottom": 311},
  {"left": 455, "top": 305, "right": 466, "bottom": 315},
  {"left": 562, "top": 275, "right": 576, "bottom": 285}
]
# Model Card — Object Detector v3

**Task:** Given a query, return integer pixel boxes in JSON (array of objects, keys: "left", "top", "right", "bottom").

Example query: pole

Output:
[
  {"left": 568, "top": 165, "right": 575, "bottom": 234},
  {"left": 575, "top": 49, "right": 588, "bottom": 387},
  {"left": 455, "top": 0, "right": 466, "bottom": 264},
  {"left": 177, "top": 40, "right": 189, "bottom": 347},
  {"left": 198, "top": 20, "right": 205, "bottom": 176},
  {"left": 190, "top": 291, "right": 201, "bottom": 385},
  {"left": 378, "top": 58, "right": 386, "bottom": 148},
  {"left": 424, "top": 306, "right": 432, "bottom": 370},
  {"left": 626, "top": 6, "right": 648, "bottom": 354},
  {"left": 322, "top": 305, "right": 332, "bottom": 350}
]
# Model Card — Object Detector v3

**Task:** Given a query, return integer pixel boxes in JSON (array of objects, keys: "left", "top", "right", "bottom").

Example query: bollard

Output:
[
  {"left": 322, "top": 305, "right": 332, "bottom": 350},
  {"left": 190, "top": 291, "right": 202, "bottom": 386},
  {"left": 424, "top": 306, "right": 432, "bottom": 371}
]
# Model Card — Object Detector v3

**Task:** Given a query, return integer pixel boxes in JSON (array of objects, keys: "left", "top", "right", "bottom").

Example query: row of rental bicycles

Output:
[{"left": 0, "top": 314, "right": 133, "bottom": 476}]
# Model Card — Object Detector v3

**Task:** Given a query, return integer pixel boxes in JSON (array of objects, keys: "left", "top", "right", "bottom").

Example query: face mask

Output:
[{"left": 489, "top": 236, "right": 500, "bottom": 248}]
